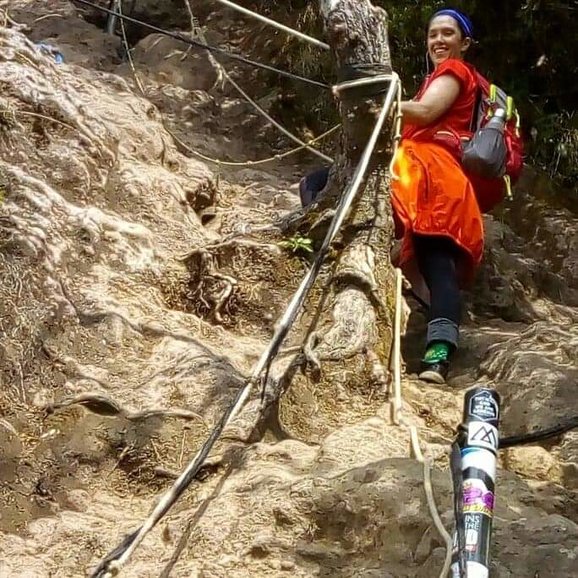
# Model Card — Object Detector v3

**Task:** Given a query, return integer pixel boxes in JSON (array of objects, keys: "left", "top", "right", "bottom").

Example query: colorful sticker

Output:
[{"left": 462, "top": 479, "right": 495, "bottom": 518}]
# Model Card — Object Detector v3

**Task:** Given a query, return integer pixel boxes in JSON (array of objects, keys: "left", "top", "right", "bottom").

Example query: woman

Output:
[{"left": 392, "top": 8, "right": 484, "bottom": 384}]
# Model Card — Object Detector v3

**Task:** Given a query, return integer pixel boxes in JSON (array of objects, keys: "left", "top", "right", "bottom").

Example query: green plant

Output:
[
  {"left": 279, "top": 234, "right": 314, "bottom": 254},
  {"left": 528, "top": 111, "right": 578, "bottom": 188}
]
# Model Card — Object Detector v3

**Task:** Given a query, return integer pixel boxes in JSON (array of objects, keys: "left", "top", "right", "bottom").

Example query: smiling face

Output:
[{"left": 427, "top": 15, "right": 471, "bottom": 68}]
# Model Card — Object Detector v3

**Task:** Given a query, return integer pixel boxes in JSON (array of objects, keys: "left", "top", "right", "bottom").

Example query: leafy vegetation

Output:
[{"left": 279, "top": 234, "right": 314, "bottom": 254}]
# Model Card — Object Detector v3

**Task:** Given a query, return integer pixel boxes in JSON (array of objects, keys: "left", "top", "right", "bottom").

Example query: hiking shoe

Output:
[
  {"left": 419, "top": 341, "right": 451, "bottom": 384},
  {"left": 419, "top": 360, "right": 449, "bottom": 384}
]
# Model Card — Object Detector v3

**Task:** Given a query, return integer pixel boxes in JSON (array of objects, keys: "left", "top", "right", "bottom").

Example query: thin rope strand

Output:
[
  {"left": 424, "top": 457, "right": 454, "bottom": 578},
  {"left": 169, "top": 125, "right": 339, "bottom": 166},
  {"left": 211, "top": 0, "right": 330, "bottom": 50},
  {"left": 393, "top": 267, "right": 403, "bottom": 425},
  {"left": 118, "top": 0, "right": 145, "bottom": 94},
  {"left": 392, "top": 269, "right": 453, "bottom": 578}
]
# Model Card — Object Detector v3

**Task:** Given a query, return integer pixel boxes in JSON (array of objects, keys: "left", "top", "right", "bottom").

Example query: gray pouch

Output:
[{"left": 461, "top": 114, "right": 508, "bottom": 179}]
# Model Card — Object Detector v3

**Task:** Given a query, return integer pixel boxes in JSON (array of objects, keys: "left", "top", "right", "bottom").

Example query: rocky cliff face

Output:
[{"left": 0, "top": 2, "right": 576, "bottom": 577}]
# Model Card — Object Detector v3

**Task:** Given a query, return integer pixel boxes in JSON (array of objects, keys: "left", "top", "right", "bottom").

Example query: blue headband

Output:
[{"left": 431, "top": 8, "right": 474, "bottom": 39}]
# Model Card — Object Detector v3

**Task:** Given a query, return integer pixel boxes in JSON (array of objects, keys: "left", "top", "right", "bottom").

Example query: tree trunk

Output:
[
  {"left": 255, "top": 0, "right": 399, "bottom": 441},
  {"left": 314, "top": 0, "right": 396, "bottom": 352}
]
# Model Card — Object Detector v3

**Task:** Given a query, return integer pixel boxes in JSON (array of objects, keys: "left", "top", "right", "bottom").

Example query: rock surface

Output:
[{"left": 0, "top": 2, "right": 576, "bottom": 577}]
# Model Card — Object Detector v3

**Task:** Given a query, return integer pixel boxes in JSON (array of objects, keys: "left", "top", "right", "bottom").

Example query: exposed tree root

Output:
[
  {"left": 186, "top": 248, "right": 238, "bottom": 323},
  {"left": 43, "top": 392, "right": 207, "bottom": 424}
]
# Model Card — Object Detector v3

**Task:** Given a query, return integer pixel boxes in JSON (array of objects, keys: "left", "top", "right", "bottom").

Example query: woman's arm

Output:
[{"left": 401, "top": 74, "right": 461, "bottom": 126}]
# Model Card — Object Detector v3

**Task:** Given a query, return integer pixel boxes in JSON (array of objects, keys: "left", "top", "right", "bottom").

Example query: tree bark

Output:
[
  {"left": 307, "top": 2, "right": 396, "bottom": 366},
  {"left": 255, "top": 0, "right": 399, "bottom": 441}
]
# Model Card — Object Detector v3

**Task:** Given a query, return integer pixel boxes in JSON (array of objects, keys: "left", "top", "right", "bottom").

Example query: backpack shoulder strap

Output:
[{"left": 469, "top": 71, "right": 487, "bottom": 132}]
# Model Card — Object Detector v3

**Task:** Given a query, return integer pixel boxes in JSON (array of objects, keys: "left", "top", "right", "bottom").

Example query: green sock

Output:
[{"left": 423, "top": 341, "right": 450, "bottom": 364}]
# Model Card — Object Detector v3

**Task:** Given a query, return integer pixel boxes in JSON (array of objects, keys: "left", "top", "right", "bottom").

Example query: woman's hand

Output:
[{"left": 400, "top": 74, "right": 461, "bottom": 126}]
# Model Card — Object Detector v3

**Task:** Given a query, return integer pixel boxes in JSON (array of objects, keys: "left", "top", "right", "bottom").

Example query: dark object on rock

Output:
[
  {"left": 35, "top": 42, "right": 65, "bottom": 64},
  {"left": 298, "top": 166, "right": 330, "bottom": 207}
]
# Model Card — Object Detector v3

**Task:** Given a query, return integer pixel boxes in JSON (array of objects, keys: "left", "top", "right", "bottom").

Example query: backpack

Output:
[{"left": 461, "top": 72, "right": 524, "bottom": 213}]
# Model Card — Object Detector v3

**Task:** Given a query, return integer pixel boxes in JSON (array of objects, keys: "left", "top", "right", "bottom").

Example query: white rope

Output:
[
  {"left": 331, "top": 74, "right": 396, "bottom": 93},
  {"left": 94, "top": 74, "right": 401, "bottom": 578},
  {"left": 393, "top": 267, "right": 403, "bottom": 425},
  {"left": 424, "top": 457, "right": 454, "bottom": 578},
  {"left": 211, "top": 0, "right": 330, "bottom": 50},
  {"left": 415, "top": 429, "right": 453, "bottom": 578},
  {"left": 170, "top": 124, "right": 339, "bottom": 167},
  {"left": 332, "top": 75, "right": 393, "bottom": 93},
  {"left": 392, "top": 268, "right": 453, "bottom": 578},
  {"left": 389, "top": 81, "right": 403, "bottom": 179}
]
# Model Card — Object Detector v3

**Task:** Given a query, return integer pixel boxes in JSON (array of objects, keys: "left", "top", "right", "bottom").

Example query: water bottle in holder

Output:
[{"left": 462, "top": 107, "right": 508, "bottom": 179}]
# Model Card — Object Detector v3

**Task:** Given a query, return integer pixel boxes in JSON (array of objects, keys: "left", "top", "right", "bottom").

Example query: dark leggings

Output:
[{"left": 413, "top": 234, "right": 462, "bottom": 327}]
